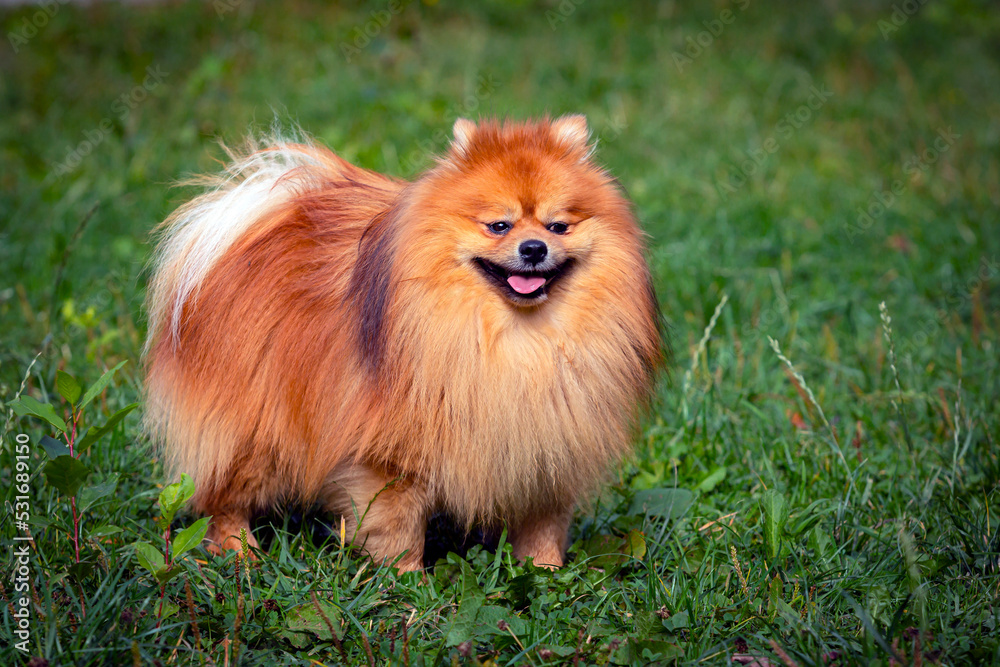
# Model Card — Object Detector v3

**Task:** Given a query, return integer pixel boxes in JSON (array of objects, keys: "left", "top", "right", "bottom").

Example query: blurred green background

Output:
[
  {"left": 1, "top": 0, "right": 998, "bottom": 664},
  {"left": 2, "top": 0, "right": 998, "bottom": 372}
]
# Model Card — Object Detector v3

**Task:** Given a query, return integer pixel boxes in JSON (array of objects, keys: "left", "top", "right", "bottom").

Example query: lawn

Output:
[{"left": 1, "top": 0, "right": 998, "bottom": 664}]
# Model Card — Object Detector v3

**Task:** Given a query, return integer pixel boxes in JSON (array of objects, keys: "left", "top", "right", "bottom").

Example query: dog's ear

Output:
[
  {"left": 551, "top": 114, "right": 590, "bottom": 150},
  {"left": 451, "top": 118, "right": 477, "bottom": 156}
]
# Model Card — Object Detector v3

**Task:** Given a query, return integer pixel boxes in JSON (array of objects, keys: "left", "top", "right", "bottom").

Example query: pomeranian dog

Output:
[{"left": 144, "top": 115, "right": 662, "bottom": 570}]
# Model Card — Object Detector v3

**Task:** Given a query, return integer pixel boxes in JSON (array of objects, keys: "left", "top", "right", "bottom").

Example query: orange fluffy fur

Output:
[{"left": 144, "top": 116, "right": 662, "bottom": 570}]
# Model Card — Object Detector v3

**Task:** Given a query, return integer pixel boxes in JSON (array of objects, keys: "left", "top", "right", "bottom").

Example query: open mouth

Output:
[{"left": 473, "top": 257, "right": 574, "bottom": 302}]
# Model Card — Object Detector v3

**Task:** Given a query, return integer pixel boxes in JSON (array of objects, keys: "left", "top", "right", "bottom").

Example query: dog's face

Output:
[
  {"left": 406, "top": 116, "right": 632, "bottom": 309},
  {"left": 464, "top": 192, "right": 586, "bottom": 307}
]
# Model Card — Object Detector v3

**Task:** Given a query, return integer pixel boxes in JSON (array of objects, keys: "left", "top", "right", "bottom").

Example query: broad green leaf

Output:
[
  {"left": 285, "top": 599, "right": 342, "bottom": 641},
  {"left": 662, "top": 610, "right": 689, "bottom": 632},
  {"left": 634, "top": 640, "right": 683, "bottom": 662},
  {"left": 49, "top": 573, "right": 69, "bottom": 587},
  {"left": 26, "top": 515, "right": 50, "bottom": 532},
  {"left": 761, "top": 488, "right": 789, "bottom": 560},
  {"left": 134, "top": 541, "right": 181, "bottom": 584},
  {"left": 446, "top": 559, "right": 485, "bottom": 646},
  {"left": 472, "top": 606, "right": 528, "bottom": 637},
  {"left": 574, "top": 531, "right": 645, "bottom": 570},
  {"left": 79, "top": 360, "right": 127, "bottom": 410},
  {"left": 40, "top": 435, "right": 70, "bottom": 459},
  {"left": 56, "top": 370, "right": 82, "bottom": 404},
  {"left": 172, "top": 517, "right": 211, "bottom": 559},
  {"left": 156, "top": 565, "right": 183, "bottom": 584},
  {"left": 158, "top": 473, "right": 196, "bottom": 526},
  {"left": 77, "top": 403, "right": 139, "bottom": 452},
  {"left": 632, "top": 610, "right": 665, "bottom": 637},
  {"left": 89, "top": 524, "right": 123, "bottom": 538},
  {"left": 538, "top": 645, "right": 578, "bottom": 658},
  {"left": 629, "top": 488, "right": 694, "bottom": 519},
  {"left": 43, "top": 455, "right": 91, "bottom": 497},
  {"left": 767, "top": 573, "right": 783, "bottom": 620},
  {"left": 8, "top": 395, "right": 67, "bottom": 432},
  {"left": 809, "top": 525, "right": 832, "bottom": 560},
  {"left": 575, "top": 533, "right": 623, "bottom": 565},
  {"left": 697, "top": 466, "right": 727, "bottom": 492},
  {"left": 612, "top": 637, "right": 671, "bottom": 664},
  {"left": 134, "top": 542, "right": 165, "bottom": 576},
  {"left": 624, "top": 528, "right": 647, "bottom": 561},
  {"left": 156, "top": 600, "right": 180, "bottom": 618},
  {"left": 78, "top": 474, "right": 120, "bottom": 513}
]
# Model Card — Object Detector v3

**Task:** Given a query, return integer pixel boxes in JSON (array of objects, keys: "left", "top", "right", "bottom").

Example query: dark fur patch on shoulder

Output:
[{"left": 350, "top": 203, "right": 402, "bottom": 375}]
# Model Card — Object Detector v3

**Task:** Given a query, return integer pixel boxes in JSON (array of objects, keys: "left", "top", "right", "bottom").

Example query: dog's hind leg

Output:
[
  {"left": 509, "top": 506, "right": 574, "bottom": 569},
  {"left": 195, "top": 456, "right": 270, "bottom": 558},
  {"left": 323, "top": 462, "right": 430, "bottom": 571},
  {"left": 204, "top": 512, "right": 259, "bottom": 556}
]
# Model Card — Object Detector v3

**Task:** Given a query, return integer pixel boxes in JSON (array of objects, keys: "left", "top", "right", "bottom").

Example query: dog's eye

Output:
[
  {"left": 547, "top": 222, "right": 569, "bottom": 234},
  {"left": 487, "top": 221, "right": 511, "bottom": 235}
]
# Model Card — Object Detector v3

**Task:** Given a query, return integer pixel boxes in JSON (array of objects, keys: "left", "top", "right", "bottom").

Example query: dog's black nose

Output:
[{"left": 519, "top": 239, "right": 548, "bottom": 265}]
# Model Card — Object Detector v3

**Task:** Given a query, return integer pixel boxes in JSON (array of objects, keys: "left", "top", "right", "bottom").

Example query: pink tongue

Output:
[{"left": 507, "top": 274, "right": 546, "bottom": 294}]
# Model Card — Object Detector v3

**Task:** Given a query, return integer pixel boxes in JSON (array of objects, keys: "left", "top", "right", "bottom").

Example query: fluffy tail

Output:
[{"left": 145, "top": 137, "right": 336, "bottom": 350}]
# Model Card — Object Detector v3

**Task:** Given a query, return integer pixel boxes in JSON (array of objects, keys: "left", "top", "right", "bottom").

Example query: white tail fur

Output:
[{"left": 145, "top": 137, "right": 325, "bottom": 348}]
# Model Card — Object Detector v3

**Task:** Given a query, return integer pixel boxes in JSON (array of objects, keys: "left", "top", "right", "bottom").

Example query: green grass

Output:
[{"left": 2, "top": 0, "right": 999, "bottom": 664}]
